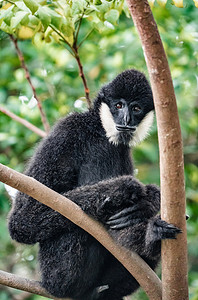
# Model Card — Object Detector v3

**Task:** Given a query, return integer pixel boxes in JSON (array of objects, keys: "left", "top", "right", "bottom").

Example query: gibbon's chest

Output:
[{"left": 77, "top": 137, "right": 133, "bottom": 186}]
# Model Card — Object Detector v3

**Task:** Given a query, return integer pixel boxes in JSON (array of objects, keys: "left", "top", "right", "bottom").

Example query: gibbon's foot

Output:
[
  {"left": 106, "top": 206, "right": 142, "bottom": 230},
  {"left": 147, "top": 216, "right": 182, "bottom": 243}
]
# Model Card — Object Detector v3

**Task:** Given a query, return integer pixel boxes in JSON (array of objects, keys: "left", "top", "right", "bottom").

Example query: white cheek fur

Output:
[
  {"left": 130, "top": 110, "right": 154, "bottom": 146},
  {"left": 100, "top": 102, "right": 154, "bottom": 146},
  {"left": 99, "top": 102, "right": 119, "bottom": 145}
]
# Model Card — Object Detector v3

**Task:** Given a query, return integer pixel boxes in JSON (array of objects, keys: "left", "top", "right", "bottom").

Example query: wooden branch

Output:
[
  {"left": 49, "top": 25, "right": 91, "bottom": 108},
  {"left": 0, "top": 270, "right": 70, "bottom": 300},
  {"left": 0, "top": 270, "right": 52, "bottom": 299},
  {"left": 126, "top": 1, "right": 188, "bottom": 299},
  {"left": 0, "top": 163, "right": 162, "bottom": 300},
  {"left": 9, "top": 35, "right": 50, "bottom": 133},
  {"left": 0, "top": 107, "right": 47, "bottom": 138},
  {"left": 73, "top": 47, "right": 92, "bottom": 109},
  {"left": 72, "top": 7, "right": 91, "bottom": 108}
]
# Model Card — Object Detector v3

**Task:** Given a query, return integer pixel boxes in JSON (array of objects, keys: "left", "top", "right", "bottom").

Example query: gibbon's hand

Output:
[{"left": 106, "top": 205, "right": 143, "bottom": 230}]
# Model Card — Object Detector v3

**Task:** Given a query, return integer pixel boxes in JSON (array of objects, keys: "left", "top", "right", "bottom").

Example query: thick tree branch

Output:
[
  {"left": 0, "top": 270, "right": 53, "bottom": 299},
  {"left": 0, "top": 270, "right": 70, "bottom": 300},
  {"left": 0, "top": 163, "right": 162, "bottom": 300},
  {"left": 9, "top": 35, "right": 50, "bottom": 133},
  {"left": 126, "top": 1, "right": 188, "bottom": 299},
  {"left": 0, "top": 107, "right": 47, "bottom": 138}
]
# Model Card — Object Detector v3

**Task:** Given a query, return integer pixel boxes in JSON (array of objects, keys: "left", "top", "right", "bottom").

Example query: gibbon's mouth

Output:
[{"left": 116, "top": 125, "right": 136, "bottom": 132}]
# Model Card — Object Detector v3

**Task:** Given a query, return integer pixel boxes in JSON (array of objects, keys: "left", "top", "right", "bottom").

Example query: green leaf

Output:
[
  {"left": 10, "top": 11, "right": 29, "bottom": 29},
  {"left": 94, "top": 0, "right": 102, "bottom": 4},
  {"left": 0, "top": 5, "right": 14, "bottom": 21},
  {"left": 29, "top": 15, "right": 40, "bottom": 26},
  {"left": 96, "top": 0, "right": 112, "bottom": 14},
  {"left": 72, "top": 0, "right": 84, "bottom": 15},
  {"left": 0, "top": 20, "right": 13, "bottom": 34},
  {"left": 61, "top": 21, "right": 74, "bottom": 45},
  {"left": 23, "top": 0, "right": 39, "bottom": 14},
  {"left": 48, "top": 9, "right": 62, "bottom": 29},
  {"left": 104, "top": 20, "right": 114, "bottom": 30},
  {"left": 36, "top": 6, "right": 51, "bottom": 30},
  {"left": 15, "top": 1, "right": 31, "bottom": 12},
  {"left": 104, "top": 9, "right": 119, "bottom": 25},
  {"left": 122, "top": 2, "right": 130, "bottom": 18},
  {"left": 36, "top": 6, "right": 62, "bottom": 30},
  {"left": 3, "top": 11, "right": 14, "bottom": 26}
]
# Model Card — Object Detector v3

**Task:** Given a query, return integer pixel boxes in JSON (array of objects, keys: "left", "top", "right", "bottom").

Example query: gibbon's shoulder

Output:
[{"left": 49, "top": 109, "right": 103, "bottom": 140}]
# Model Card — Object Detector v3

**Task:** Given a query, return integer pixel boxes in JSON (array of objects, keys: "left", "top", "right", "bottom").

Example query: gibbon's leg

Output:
[
  {"left": 89, "top": 215, "right": 181, "bottom": 300},
  {"left": 39, "top": 230, "right": 108, "bottom": 299}
]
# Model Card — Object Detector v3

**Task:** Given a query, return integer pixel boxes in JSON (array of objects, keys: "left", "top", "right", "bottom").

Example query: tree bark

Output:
[
  {"left": 0, "top": 270, "right": 70, "bottom": 300},
  {"left": 126, "top": 1, "right": 188, "bottom": 299},
  {"left": 0, "top": 107, "right": 47, "bottom": 138},
  {"left": 0, "top": 163, "right": 162, "bottom": 300}
]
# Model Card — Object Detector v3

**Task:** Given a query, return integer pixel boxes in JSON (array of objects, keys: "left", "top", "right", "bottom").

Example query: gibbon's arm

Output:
[
  {"left": 8, "top": 119, "right": 81, "bottom": 245},
  {"left": 9, "top": 176, "right": 160, "bottom": 245}
]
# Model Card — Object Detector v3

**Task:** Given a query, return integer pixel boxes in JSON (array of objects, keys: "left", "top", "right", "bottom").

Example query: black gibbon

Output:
[{"left": 8, "top": 70, "right": 181, "bottom": 300}]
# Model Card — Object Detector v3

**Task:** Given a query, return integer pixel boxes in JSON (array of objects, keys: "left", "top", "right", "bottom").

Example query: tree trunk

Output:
[{"left": 126, "top": 1, "right": 188, "bottom": 299}]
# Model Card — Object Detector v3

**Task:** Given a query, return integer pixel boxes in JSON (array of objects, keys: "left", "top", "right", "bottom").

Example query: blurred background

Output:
[{"left": 0, "top": 1, "right": 197, "bottom": 299}]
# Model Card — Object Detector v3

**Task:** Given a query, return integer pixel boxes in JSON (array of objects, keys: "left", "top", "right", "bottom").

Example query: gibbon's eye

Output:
[
  {"left": 115, "top": 102, "right": 123, "bottom": 109},
  {"left": 132, "top": 105, "right": 141, "bottom": 112}
]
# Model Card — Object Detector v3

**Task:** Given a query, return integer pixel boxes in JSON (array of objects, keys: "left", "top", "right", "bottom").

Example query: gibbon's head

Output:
[{"left": 94, "top": 69, "right": 154, "bottom": 146}]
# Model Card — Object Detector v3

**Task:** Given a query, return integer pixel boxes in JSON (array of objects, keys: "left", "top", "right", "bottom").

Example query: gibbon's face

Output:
[{"left": 99, "top": 98, "right": 154, "bottom": 146}]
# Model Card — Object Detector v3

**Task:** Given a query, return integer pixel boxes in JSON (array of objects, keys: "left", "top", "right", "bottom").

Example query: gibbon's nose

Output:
[{"left": 124, "top": 110, "right": 131, "bottom": 126}]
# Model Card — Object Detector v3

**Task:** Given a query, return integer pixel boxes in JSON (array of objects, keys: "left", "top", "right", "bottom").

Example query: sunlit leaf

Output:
[
  {"left": 157, "top": 0, "right": 167, "bottom": 7},
  {"left": 122, "top": 2, "right": 130, "bottom": 18},
  {"left": 50, "top": 10, "right": 62, "bottom": 29},
  {"left": 15, "top": 1, "right": 31, "bottom": 12},
  {"left": 72, "top": 0, "right": 84, "bottom": 15},
  {"left": 3, "top": 11, "right": 13, "bottom": 26},
  {"left": 104, "top": 9, "right": 119, "bottom": 25},
  {"left": 29, "top": 15, "right": 40, "bottom": 26},
  {"left": 172, "top": 0, "right": 183, "bottom": 7},
  {"left": 36, "top": 6, "right": 51, "bottom": 30},
  {"left": 10, "top": 11, "right": 29, "bottom": 29},
  {"left": 96, "top": 0, "right": 112, "bottom": 15},
  {"left": 0, "top": 4, "right": 14, "bottom": 21},
  {"left": 28, "top": 96, "right": 37, "bottom": 109},
  {"left": 193, "top": 0, "right": 198, "bottom": 7},
  {"left": 23, "top": 0, "right": 39, "bottom": 14},
  {"left": 148, "top": 0, "right": 155, "bottom": 7},
  {"left": 18, "top": 26, "right": 34, "bottom": 39},
  {"left": 0, "top": 20, "right": 13, "bottom": 33},
  {"left": 94, "top": 0, "right": 102, "bottom": 4},
  {"left": 104, "top": 20, "right": 114, "bottom": 30},
  {"left": 19, "top": 95, "right": 29, "bottom": 104}
]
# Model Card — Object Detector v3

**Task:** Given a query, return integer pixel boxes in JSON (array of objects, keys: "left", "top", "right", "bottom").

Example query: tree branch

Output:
[
  {"left": 0, "top": 270, "right": 52, "bottom": 299},
  {"left": 0, "top": 107, "right": 47, "bottom": 138},
  {"left": 0, "top": 270, "right": 70, "bottom": 300},
  {"left": 49, "top": 26, "right": 91, "bottom": 108},
  {"left": 78, "top": 29, "right": 94, "bottom": 49},
  {"left": 9, "top": 35, "right": 50, "bottom": 133},
  {"left": 49, "top": 25, "right": 74, "bottom": 56},
  {"left": 0, "top": 163, "right": 162, "bottom": 300},
  {"left": 73, "top": 47, "right": 91, "bottom": 109},
  {"left": 126, "top": 1, "right": 188, "bottom": 299}
]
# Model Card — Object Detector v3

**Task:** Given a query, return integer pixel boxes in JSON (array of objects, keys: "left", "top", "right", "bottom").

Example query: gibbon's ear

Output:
[{"left": 99, "top": 90, "right": 105, "bottom": 101}]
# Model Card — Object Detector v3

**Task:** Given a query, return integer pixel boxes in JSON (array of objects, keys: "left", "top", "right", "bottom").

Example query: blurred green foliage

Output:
[{"left": 0, "top": 1, "right": 198, "bottom": 299}]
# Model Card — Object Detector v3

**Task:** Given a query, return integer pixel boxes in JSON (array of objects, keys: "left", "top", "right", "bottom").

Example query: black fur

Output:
[{"left": 8, "top": 70, "right": 181, "bottom": 300}]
